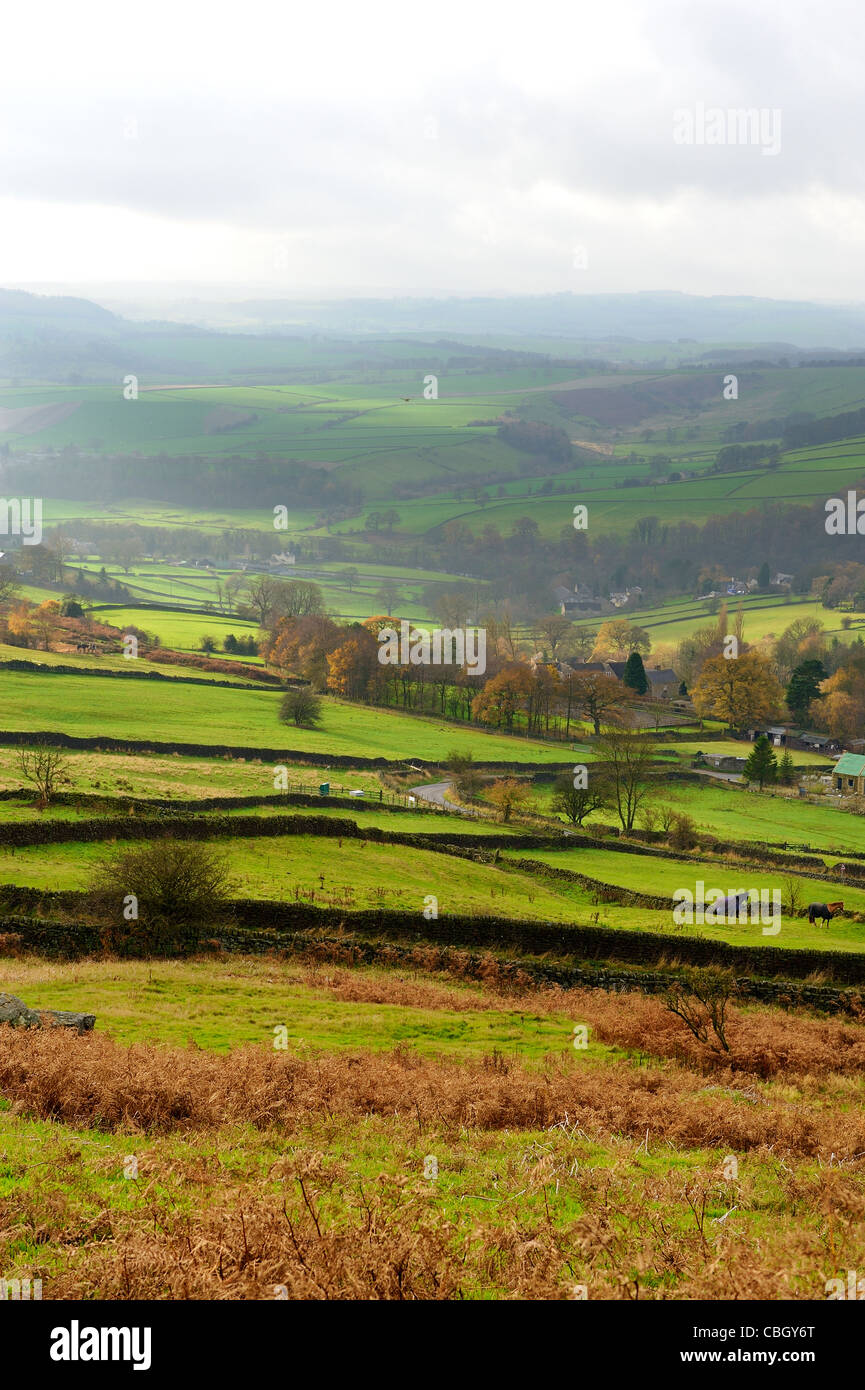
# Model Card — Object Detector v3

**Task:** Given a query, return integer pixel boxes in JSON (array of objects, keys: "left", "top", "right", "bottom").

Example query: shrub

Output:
[
  {"left": 664, "top": 967, "right": 737, "bottom": 1053},
  {"left": 668, "top": 812, "right": 698, "bottom": 851},
  {"left": 280, "top": 687, "right": 323, "bottom": 728},
  {"left": 89, "top": 839, "right": 237, "bottom": 955}
]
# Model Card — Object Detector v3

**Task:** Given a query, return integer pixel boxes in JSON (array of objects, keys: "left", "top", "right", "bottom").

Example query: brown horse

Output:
[{"left": 807, "top": 901, "right": 843, "bottom": 926}]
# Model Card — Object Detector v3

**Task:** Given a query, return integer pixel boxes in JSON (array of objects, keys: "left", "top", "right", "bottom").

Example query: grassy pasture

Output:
[
  {"left": 502, "top": 844, "right": 865, "bottom": 952},
  {"left": 0, "top": 671, "right": 571, "bottom": 763},
  {"left": 534, "top": 777, "right": 865, "bottom": 855},
  {"left": 0, "top": 833, "right": 580, "bottom": 921},
  {"left": 0, "top": 641, "right": 262, "bottom": 684},
  {"left": 0, "top": 956, "right": 573, "bottom": 1056},
  {"left": 93, "top": 606, "right": 263, "bottom": 655},
  {"left": 0, "top": 745, "right": 387, "bottom": 804}
]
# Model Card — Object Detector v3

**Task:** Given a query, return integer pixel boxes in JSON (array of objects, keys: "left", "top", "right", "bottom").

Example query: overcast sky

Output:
[{"left": 3, "top": 0, "right": 864, "bottom": 300}]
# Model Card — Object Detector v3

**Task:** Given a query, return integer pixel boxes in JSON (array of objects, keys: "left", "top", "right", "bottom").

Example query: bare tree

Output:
[
  {"left": 374, "top": 580, "right": 402, "bottom": 614},
  {"left": 224, "top": 572, "right": 247, "bottom": 606},
  {"left": 18, "top": 744, "right": 69, "bottom": 807},
  {"left": 596, "top": 725, "right": 656, "bottom": 832},
  {"left": 481, "top": 606, "right": 518, "bottom": 661},
  {"left": 534, "top": 614, "right": 572, "bottom": 657},
  {"left": 242, "top": 575, "right": 284, "bottom": 626},
  {"left": 664, "top": 968, "right": 736, "bottom": 1053}
]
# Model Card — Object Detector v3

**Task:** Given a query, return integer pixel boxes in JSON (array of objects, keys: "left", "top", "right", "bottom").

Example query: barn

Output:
[{"left": 833, "top": 753, "right": 865, "bottom": 795}]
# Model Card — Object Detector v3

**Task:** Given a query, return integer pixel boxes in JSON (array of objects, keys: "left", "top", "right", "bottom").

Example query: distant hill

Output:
[
  {"left": 78, "top": 289, "right": 865, "bottom": 350},
  {"left": 6, "top": 285, "right": 865, "bottom": 384}
]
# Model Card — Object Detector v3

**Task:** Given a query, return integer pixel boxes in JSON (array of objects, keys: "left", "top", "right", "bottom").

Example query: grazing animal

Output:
[
  {"left": 705, "top": 890, "right": 752, "bottom": 921},
  {"left": 807, "top": 901, "right": 843, "bottom": 926}
]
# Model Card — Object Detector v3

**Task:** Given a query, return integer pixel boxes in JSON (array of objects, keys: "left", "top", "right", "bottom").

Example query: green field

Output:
[
  {"left": 0, "top": 832, "right": 581, "bottom": 922},
  {"left": 0, "top": 956, "right": 575, "bottom": 1055},
  {"left": 580, "top": 594, "right": 854, "bottom": 650},
  {"left": 502, "top": 844, "right": 865, "bottom": 951},
  {"left": 0, "top": 641, "right": 261, "bottom": 684},
  {"left": 0, "top": 671, "right": 571, "bottom": 763},
  {"left": 0, "top": 746, "right": 382, "bottom": 801},
  {"left": 92, "top": 605, "right": 263, "bottom": 655},
  {"left": 535, "top": 776, "right": 865, "bottom": 853}
]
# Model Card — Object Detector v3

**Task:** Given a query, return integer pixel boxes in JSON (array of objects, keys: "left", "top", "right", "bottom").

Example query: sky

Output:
[{"left": 3, "top": 0, "right": 865, "bottom": 301}]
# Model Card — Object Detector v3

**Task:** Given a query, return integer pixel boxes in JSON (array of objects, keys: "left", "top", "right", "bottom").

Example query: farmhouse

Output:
[
  {"left": 550, "top": 659, "right": 608, "bottom": 678},
  {"left": 552, "top": 584, "right": 602, "bottom": 615},
  {"left": 833, "top": 753, "right": 865, "bottom": 794},
  {"left": 602, "top": 661, "right": 679, "bottom": 697},
  {"left": 645, "top": 667, "right": 678, "bottom": 698},
  {"left": 609, "top": 586, "right": 642, "bottom": 607}
]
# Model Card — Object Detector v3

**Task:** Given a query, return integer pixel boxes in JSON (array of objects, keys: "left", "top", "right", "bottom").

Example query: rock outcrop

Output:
[{"left": 0, "top": 992, "right": 95, "bottom": 1033}]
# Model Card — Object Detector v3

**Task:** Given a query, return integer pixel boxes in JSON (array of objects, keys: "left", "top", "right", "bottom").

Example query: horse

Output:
[
  {"left": 807, "top": 901, "right": 844, "bottom": 926},
  {"left": 703, "top": 890, "right": 753, "bottom": 922}
]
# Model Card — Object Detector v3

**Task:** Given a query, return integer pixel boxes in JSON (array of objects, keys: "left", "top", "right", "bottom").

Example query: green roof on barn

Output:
[{"left": 833, "top": 754, "right": 865, "bottom": 777}]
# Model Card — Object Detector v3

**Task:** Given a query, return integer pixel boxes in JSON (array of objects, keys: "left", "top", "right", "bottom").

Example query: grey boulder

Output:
[{"left": 0, "top": 993, "right": 95, "bottom": 1033}]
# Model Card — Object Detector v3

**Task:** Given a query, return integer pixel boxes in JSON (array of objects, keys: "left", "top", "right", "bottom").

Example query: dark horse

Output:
[{"left": 807, "top": 901, "right": 844, "bottom": 926}]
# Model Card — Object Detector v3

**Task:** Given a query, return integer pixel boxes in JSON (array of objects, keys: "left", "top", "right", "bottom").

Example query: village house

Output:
[
  {"left": 609, "top": 585, "right": 643, "bottom": 608},
  {"left": 552, "top": 583, "right": 602, "bottom": 615},
  {"left": 549, "top": 660, "right": 608, "bottom": 677},
  {"left": 561, "top": 658, "right": 684, "bottom": 695},
  {"left": 833, "top": 752, "right": 865, "bottom": 794},
  {"left": 644, "top": 667, "right": 679, "bottom": 698}
]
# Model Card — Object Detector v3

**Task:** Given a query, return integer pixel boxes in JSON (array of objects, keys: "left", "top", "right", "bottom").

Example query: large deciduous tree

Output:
[
  {"left": 487, "top": 778, "right": 531, "bottom": 824},
  {"left": 550, "top": 771, "right": 611, "bottom": 825},
  {"left": 691, "top": 650, "right": 783, "bottom": 730},
  {"left": 472, "top": 665, "right": 535, "bottom": 731},
  {"left": 569, "top": 672, "right": 634, "bottom": 736},
  {"left": 590, "top": 620, "right": 652, "bottom": 661}
]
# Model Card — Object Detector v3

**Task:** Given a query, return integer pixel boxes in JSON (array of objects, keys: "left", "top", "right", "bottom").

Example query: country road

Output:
[{"left": 409, "top": 779, "right": 480, "bottom": 817}]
